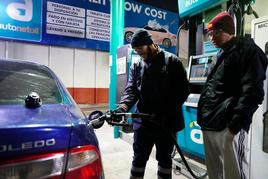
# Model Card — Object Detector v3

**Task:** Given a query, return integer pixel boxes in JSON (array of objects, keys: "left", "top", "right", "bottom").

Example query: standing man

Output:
[
  {"left": 197, "top": 12, "right": 268, "bottom": 179},
  {"left": 114, "top": 29, "right": 189, "bottom": 179}
]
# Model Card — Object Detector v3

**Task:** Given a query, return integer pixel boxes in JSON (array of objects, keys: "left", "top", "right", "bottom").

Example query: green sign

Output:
[{"left": 178, "top": 0, "right": 228, "bottom": 18}]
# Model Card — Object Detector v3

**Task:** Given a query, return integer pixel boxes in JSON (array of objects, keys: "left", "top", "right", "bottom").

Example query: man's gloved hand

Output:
[
  {"left": 112, "top": 107, "right": 126, "bottom": 114},
  {"left": 110, "top": 105, "right": 128, "bottom": 122},
  {"left": 112, "top": 104, "right": 128, "bottom": 114}
]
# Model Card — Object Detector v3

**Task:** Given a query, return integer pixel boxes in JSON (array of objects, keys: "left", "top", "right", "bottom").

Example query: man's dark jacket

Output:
[
  {"left": 119, "top": 49, "right": 190, "bottom": 132},
  {"left": 197, "top": 37, "right": 268, "bottom": 133}
]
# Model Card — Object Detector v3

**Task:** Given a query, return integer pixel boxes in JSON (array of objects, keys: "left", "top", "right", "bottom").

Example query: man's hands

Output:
[
  {"left": 112, "top": 107, "right": 126, "bottom": 114},
  {"left": 110, "top": 105, "right": 128, "bottom": 122},
  {"left": 112, "top": 104, "right": 128, "bottom": 113}
]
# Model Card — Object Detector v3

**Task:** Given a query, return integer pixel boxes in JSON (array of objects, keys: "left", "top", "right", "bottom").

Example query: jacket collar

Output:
[
  {"left": 144, "top": 45, "right": 163, "bottom": 64},
  {"left": 221, "top": 37, "right": 237, "bottom": 53}
]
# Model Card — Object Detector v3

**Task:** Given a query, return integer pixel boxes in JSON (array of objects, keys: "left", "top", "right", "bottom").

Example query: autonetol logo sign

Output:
[{"left": 0, "top": 0, "right": 42, "bottom": 42}]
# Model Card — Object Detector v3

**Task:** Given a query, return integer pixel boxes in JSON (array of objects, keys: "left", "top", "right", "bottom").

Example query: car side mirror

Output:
[{"left": 88, "top": 110, "right": 105, "bottom": 129}]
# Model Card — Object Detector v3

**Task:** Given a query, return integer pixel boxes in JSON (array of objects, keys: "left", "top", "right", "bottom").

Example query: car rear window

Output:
[{"left": 0, "top": 66, "right": 62, "bottom": 105}]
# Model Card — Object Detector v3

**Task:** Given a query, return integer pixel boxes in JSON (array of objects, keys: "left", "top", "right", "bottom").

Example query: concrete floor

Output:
[{"left": 95, "top": 123, "right": 189, "bottom": 179}]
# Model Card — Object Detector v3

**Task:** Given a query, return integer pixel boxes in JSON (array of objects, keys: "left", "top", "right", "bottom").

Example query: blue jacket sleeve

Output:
[{"left": 118, "top": 63, "right": 139, "bottom": 111}]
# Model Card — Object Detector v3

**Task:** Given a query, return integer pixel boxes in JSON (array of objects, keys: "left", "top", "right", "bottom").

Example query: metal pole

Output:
[{"left": 109, "top": 0, "right": 125, "bottom": 138}]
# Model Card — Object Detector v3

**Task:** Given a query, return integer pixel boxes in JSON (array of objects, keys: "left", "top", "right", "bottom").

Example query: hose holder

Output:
[{"left": 263, "top": 111, "right": 268, "bottom": 153}]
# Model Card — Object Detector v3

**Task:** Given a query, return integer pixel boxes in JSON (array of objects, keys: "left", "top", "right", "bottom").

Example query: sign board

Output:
[
  {"left": 0, "top": 0, "right": 42, "bottom": 42},
  {"left": 42, "top": 0, "right": 110, "bottom": 51},
  {"left": 0, "top": 0, "right": 178, "bottom": 52},
  {"left": 116, "top": 57, "right": 127, "bottom": 75},
  {"left": 0, "top": 0, "right": 110, "bottom": 51},
  {"left": 178, "top": 0, "right": 227, "bottom": 18},
  {"left": 124, "top": 0, "right": 179, "bottom": 54}
]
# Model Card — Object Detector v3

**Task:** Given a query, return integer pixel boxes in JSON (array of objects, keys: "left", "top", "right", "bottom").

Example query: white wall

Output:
[
  {"left": 74, "top": 49, "right": 96, "bottom": 88},
  {"left": 50, "top": 47, "right": 74, "bottom": 87},
  {"left": 0, "top": 41, "right": 6, "bottom": 59},
  {"left": 6, "top": 42, "right": 49, "bottom": 66},
  {"left": 0, "top": 40, "right": 109, "bottom": 103},
  {"left": 96, "top": 51, "right": 109, "bottom": 88}
]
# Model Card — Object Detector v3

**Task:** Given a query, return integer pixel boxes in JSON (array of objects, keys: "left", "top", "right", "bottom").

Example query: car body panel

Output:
[
  {"left": 0, "top": 104, "right": 72, "bottom": 128},
  {"left": 0, "top": 126, "right": 70, "bottom": 159}
]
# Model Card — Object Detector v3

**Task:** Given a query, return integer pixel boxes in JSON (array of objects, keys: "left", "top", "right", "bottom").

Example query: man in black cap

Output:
[
  {"left": 197, "top": 12, "right": 267, "bottom": 179},
  {"left": 114, "top": 29, "right": 189, "bottom": 178}
]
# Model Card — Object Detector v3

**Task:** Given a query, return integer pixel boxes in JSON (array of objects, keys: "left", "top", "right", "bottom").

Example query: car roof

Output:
[
  {"left": 143, "top": 25, "right": 167, "bottom": 32},
  {"left": 0, "top": 58, "right": 48, "bottom": 71},
  {"left": 0, "top": 58, "right": 59, "bottom": 83}
]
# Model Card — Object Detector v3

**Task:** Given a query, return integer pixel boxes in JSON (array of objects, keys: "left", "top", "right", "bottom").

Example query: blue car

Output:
[{"left": 0, "top": 59, "right": 104, "bottom": 179}]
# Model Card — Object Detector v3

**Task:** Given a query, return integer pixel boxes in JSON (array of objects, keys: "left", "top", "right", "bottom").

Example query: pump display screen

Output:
[{"left": 189, "top": 55, "right": 216, "bottom": 82}]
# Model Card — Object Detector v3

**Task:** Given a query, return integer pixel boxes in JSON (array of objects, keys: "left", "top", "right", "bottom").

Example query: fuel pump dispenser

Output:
[
  {"left": 250, "top": 15, "right": 268, "bottom": 179},
  {"left": 173, "top": 2, "right": 219, "bottom": 175},
  {"left": 176, "top": 53, "right": 216, "bottom": 159},
  {"left": 115, "top": 45, "right": 140, "bottom": 137},
  {"left": 172, "top": 53, "right": 216, "bottom": 178}
]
